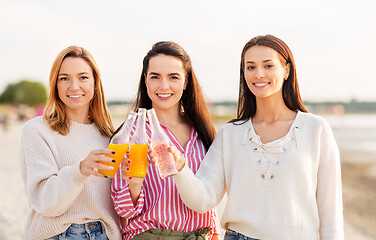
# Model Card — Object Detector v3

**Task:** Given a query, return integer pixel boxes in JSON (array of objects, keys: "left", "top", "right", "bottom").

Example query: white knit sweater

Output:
[
  {"left": 174, "top": 111, "right": 344, "bottom": 240},
  {"left": 19, "top": 117, "right": 122, "bottom": 240}
]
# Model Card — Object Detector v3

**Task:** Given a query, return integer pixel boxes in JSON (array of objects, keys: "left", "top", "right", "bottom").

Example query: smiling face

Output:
[
  {"left": 57, "top": 57, "right": 95, "bottom": 117},
  {"left": 145, "top": 54, "right": 187, "bottom": 113},
  {"left": 244, "top": 45, "right": 290, "bottom": 100}
]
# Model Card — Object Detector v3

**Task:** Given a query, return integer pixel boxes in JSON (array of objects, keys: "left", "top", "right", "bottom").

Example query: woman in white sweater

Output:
[
  {"left": 19, "top": 46, "right": 122, "bottom": 240},
  {"left": 167, "top": 35, "right": 344, "bottom": 240}
]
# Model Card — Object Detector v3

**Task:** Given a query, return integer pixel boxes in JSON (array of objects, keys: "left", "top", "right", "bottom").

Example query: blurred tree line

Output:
[{"left": 0, "top": 80, "right": 47, "bottom": 106}]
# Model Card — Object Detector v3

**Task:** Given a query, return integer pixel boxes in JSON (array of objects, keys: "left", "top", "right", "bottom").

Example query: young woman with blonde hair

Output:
[{"left": 20, "top": 46, "right": 122, "bottom": 239}]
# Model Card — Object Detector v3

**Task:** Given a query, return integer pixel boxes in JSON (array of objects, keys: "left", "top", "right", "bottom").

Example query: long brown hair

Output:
[
  {"left": 230, "top": 34, "right": 307, "bottom": 123},
  {"left": 43, "top": 46, "right": 114, "bottom": 137},
  {"left": 130, "top": 41, "right": 216, "bottom": 150}
]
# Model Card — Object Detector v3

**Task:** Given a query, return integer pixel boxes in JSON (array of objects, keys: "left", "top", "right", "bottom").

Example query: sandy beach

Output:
[
  {"left": 1, "top": 119, "right": 375, "bottom": 240},
  {"left": 341, "top": 151, "right": 376, "bottom": 239}
]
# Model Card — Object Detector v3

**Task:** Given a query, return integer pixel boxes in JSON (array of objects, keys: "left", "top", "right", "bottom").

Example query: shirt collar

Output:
[{"left": 241, "top": 111, "right": 305, "bottom": 146}]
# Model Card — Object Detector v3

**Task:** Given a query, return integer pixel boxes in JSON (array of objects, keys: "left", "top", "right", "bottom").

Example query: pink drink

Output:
[
  {"left": 151, "top": 140, "right": 178, "bottom": 178},
  {"left": 147, "top": 108, "right": 178, "bottom": 179}
]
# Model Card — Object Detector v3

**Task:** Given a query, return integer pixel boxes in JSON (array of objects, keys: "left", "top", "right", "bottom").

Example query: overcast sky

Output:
[{"left": 0, "top": 0, "right": 375, "bottom": 102}]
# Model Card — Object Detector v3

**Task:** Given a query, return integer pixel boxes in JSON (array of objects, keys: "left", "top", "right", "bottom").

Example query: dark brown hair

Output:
[
  {"left": 119, "top": 41, "right": 216, "bottom": 150},
  {"left": 230, "top": 34, "right": 307, "bottom": 123}
]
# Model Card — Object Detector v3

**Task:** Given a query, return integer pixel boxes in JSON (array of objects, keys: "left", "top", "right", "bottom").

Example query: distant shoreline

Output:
[{"left": 106, "top": 100, "right": 376, "bottom": 114}]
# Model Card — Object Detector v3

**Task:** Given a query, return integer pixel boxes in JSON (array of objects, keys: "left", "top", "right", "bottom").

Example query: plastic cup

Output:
[
  {"left": 127, "top": 144, "right": 149, "bottom": 177},
  {"left": 99, "top": 143, "right": 128, "bottom": 178}
]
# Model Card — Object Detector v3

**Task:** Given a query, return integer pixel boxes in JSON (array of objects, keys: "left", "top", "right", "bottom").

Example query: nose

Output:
[
  {"left": 255, "top": 68, "right": 265, "bottom": 79},
  {"left": 69, "top": 79, "right": 80, "bottom": 90},
  {"left": 160, "top": 78, "right": 169, "bottom": 90}
]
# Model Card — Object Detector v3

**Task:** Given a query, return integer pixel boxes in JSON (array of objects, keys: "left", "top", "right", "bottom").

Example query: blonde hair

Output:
[{"left": 43, "top": 46, "right": 114, "bottom": 137}]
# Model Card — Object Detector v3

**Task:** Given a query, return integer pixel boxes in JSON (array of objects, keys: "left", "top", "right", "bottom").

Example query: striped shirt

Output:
[{"left": 111, "top": 120, "right": 219, "bottom": 240}]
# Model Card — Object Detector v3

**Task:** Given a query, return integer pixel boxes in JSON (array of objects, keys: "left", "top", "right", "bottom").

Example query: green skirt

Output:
[{"left": 131, "top": 228, "right": 212, "bottom": 240}]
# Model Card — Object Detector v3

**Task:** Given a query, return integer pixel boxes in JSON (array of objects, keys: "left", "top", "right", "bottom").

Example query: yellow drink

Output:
[
  {"left": 99, "top": 143, "right": 128, "bottom": 178},
  {"left": 128, "top": 144, "right": 149, "bottom": 177}
]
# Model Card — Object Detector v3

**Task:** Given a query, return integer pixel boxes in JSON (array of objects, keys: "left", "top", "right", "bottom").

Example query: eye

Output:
[
  {"left": 265, "top": 65, "right": 273, "bottom": 69},
  {"left": 170, "top": 76, "right": 179, "bottom": 80},
  {"left": 80, "top": 76, "right": 89, "bottom": 80},
  {"left": 247, "top": 66, "right": 255, "bottom": 70},
  {"left": 59, "top": 77, "right": 69, "bottom": 81},
  {"left": 150, "top": 75, "right": 159, "bottom": 80}
]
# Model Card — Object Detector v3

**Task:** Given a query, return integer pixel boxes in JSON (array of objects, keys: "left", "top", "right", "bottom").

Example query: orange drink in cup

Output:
[
  {"left": 98, "top": 111, "right": 137, "bottom": 178},
  {"left": 126, "top": 108, "right": 150, "bottom": 178},
  {"left": 128, "top": 144, "right": 149, "bottom": 177},
  {"left": 99, "top": 144, "right": 128, "bottom": 178}
]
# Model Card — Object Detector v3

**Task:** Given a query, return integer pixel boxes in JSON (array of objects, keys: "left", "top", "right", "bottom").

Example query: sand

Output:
[
  {"left": 0, "top": 120, "right": 375, "bottom": 240},
  {"left": 341, "top": 151, "right": 376, "bottom": 239},
  {"left": 0, "top": 121, "right": 28, "bottom": 239}
]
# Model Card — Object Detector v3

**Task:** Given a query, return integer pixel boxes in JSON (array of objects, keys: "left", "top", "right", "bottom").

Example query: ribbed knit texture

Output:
[
  {"left": 19, "top": 116, "right": 122, "bottom": 240},
  {"left": 174, "top": 112, "right": 344, "bottom": 240}
]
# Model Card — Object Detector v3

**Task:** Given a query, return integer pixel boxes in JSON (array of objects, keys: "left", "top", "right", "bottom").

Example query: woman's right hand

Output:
[
  {"left": 168, "top": 145, "right": 186, "bottom": 172},
  {"left": 80, "top": 149, "right": 115, "bottom": 177}
]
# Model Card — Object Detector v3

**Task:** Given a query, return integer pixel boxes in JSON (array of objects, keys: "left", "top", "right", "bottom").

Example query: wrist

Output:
[
  {"left": 79, "top": 160, "right": 88, "bottom": 176},
  {"left": 177, "top": 155, "right": 186, "bottom": 172}
]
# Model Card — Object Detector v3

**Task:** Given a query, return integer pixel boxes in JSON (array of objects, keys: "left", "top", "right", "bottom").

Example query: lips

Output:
[
  {"left": 156, "top": 93, "right": 173, "bottom": 99},
  {"left": 253, "top": 82, "right": 270, "bottom": 88},
  {"left": 67, "top": 94, "right": 84, "bottom": 99}
]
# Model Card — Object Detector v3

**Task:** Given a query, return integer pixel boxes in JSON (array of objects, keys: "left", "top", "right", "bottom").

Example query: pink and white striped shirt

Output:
[{"left": 111, "top": 120, "right": 219, "bottom": 240}]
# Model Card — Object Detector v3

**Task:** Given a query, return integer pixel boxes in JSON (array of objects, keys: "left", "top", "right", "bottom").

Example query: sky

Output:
[{"left": 0, "top": 0, "right": 375, "bottom": 102}]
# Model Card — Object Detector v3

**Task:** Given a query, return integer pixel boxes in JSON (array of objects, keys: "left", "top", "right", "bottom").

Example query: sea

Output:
[
  {"left": 320, "top": 114, "right": 376, "bottom": 153},
  {"left": 215, "top": 113, "right": 376, "bottom": 154}
]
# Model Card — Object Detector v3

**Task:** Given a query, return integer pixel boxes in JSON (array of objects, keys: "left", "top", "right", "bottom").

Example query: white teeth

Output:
[
  {"left": 254, "top": 83, "right": 268, "bottom": 87},
  {"left": 68, "top": 95, "right": 82, "bottom": 98},
  {"left": 157, "top": 94, "right": 172, "bottom": 98}
]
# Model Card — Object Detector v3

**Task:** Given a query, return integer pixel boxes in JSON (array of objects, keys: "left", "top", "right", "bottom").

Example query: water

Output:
[
  {"left": 320, "top": 114, "right": 376, "bottom": 153},
  {"left": 216, "top": 114, "right": 376, "bottom": 153}
]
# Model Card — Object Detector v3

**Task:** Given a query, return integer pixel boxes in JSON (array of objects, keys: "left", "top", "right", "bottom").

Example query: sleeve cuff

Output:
[
  {"left": 174, "top": 162, "right": 193, "bottom": 180},
  {"left": 72, "top": 161, "right": 88, "bottom": 185}
]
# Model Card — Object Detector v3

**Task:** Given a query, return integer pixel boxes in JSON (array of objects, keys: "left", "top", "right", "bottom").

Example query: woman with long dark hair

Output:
[
  {"left": 170, "top": 35, "right": 344, "bottom": 240},
  {"left": 111, "top": 41, "right": 220, "bottom": 240}
]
